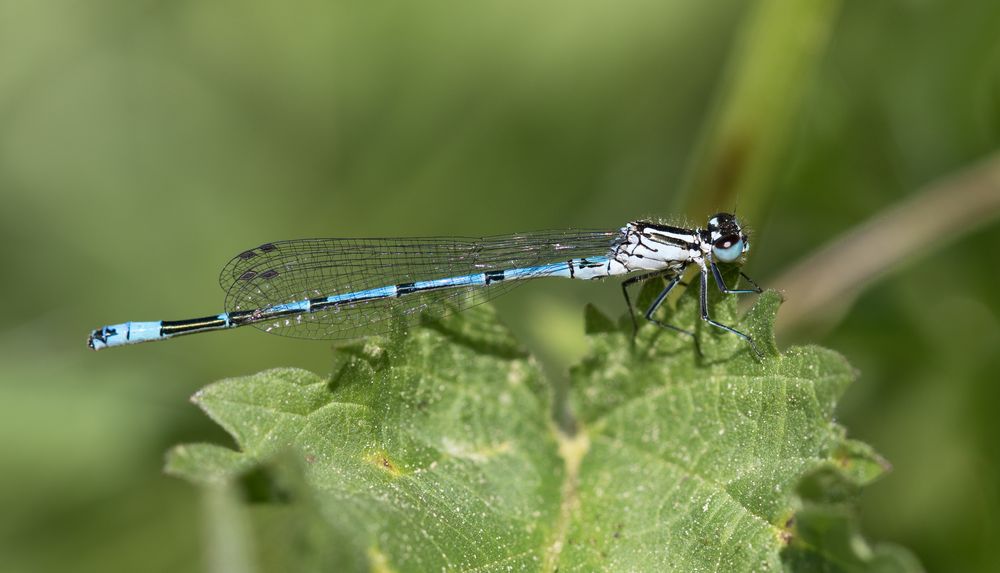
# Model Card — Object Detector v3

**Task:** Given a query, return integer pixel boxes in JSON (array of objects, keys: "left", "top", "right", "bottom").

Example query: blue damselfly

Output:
[{"left": 88, "top": 213, "right": 762, "bottom": 353}]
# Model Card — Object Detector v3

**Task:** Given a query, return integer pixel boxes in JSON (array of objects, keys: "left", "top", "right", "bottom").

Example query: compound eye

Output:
[{"left": 712, "top": 235, "right": 744, "bottom": 263}]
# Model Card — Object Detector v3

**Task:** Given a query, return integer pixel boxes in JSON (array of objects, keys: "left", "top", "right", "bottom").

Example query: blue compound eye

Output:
[{"left": 713, "top": 235, "right": 744, "bottom": 263}]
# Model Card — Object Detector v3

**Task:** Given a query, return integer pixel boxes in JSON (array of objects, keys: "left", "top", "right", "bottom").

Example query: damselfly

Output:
[{"left": 87, "top": 213, "right": 762, "bottom": 353}]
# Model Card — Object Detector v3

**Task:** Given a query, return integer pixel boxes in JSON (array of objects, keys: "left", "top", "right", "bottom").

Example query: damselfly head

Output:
[{"left": 707, "top": 212, "right": 750, "bottom": 263}]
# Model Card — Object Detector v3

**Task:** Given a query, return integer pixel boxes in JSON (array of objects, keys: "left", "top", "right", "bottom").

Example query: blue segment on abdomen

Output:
[
  {"left": 90, "top": 321, "right": 163, "bottom": 349},
  {"left": 270, "top": 300, "right": 311, "bottom": 313},
  {"left": 325, "top": 285, "right": 396, "bottom": 304},
  {"left": 506, "top": 262, "right": 564, "bottom": 280},
  {"left": 413, "top": 274, "right": 485, "bottom": 289},
  {"left": 506, "top": 257, "right": 610, "bottom": 280},
  {"left": 506, "top": 261, "right": 573, "bottom": 279},
  {"left": 315, "top": 259, "right": 604, "bottom": 309},
  {"left": 127, "top": 321, "right": 164, "bottom": 342}
]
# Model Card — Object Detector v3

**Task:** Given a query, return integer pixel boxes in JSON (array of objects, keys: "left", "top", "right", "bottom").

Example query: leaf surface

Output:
[{"left": 168, "top": 276, "right": 918, "bottom": 571}]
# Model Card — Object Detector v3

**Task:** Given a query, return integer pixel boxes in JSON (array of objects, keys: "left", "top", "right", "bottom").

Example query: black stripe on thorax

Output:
[
  {"left": 635, "top": 222, "right": 700, "bottom": 249},
  {"left": 639, "top": 232, "right": 699, "bottom": 250},
  {"left": 636, "top": 221, "right": 694, "bottom": 235}
]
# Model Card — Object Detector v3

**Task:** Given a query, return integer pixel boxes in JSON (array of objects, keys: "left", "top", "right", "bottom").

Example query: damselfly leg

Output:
[
  {"left": 622, "top": 271, "right": 678, "bottom": 337},
  {"left": 710, "top": 262, "right": 763, "bottom": 295},
  {"left": 622, "top": 263, "right": 762, "bottom": 356},
  {"left": 698, "top": 263, "right": 762, "bottom": 356}
]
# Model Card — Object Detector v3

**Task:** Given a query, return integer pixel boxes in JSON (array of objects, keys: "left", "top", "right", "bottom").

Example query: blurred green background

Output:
[{"left": 1, "top": 0, "right": 998, "bottom": 571}]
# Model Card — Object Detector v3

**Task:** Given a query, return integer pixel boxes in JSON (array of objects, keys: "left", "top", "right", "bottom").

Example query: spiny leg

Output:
[
  {"left": 710, "top": 262, "right": 763, "bottom": 295},
  {"left": 643, "top": 275, "right": 692, "bottom": 333},
  {"left": 700, "top": 264, "right": 762, "bottom": 356},
  {"left": 739, "top": 271, "right": 762, "bottom": 293},
  {"left": 621, "top": 271, "right": 671, "bottom": 338},
  {"left": 643, "top": 274, "right": 702, "bottom": 354}
]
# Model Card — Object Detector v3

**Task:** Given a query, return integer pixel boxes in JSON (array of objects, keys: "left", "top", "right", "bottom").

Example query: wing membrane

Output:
[{"left": 220, "top": 230, "right": 620, "bottom": 340}]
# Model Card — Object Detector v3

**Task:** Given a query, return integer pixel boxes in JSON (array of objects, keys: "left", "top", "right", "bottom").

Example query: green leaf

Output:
[{"left": 167, "top": 280, "right": 919, "bottom": 572}]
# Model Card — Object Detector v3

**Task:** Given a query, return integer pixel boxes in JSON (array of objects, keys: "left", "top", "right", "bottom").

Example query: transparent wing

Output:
[{"left": 220, "top": 230, "right": 621, "bottom": 340}]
